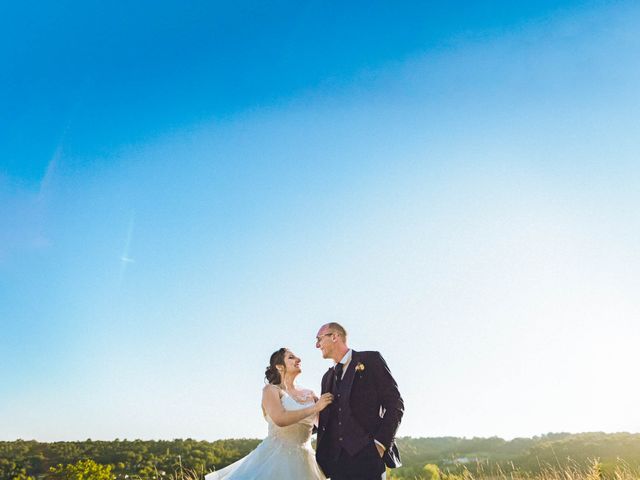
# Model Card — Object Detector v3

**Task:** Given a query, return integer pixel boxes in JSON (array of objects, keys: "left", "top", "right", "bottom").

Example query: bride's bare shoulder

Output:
[{"left": 262, "top": 384, "right": 283, "bottom": 396}]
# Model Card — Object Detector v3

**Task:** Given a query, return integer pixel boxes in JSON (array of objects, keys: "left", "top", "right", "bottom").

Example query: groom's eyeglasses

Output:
[{"left": 315, "top": 333, "right": 334, "bottom": 343}]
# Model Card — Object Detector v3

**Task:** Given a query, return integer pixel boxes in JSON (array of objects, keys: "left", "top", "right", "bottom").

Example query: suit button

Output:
[
  {"left": 339, "top": 437, "right": 343, "bottom": 441},
  {"left": 338, "top": 407, "right": 341, "bottom": 411},
  {"left": 338, "top": 422, "right": 342, "bottom": 426},
  {"left": 337, "top": 394, "right": 341, "bottom": 398}
]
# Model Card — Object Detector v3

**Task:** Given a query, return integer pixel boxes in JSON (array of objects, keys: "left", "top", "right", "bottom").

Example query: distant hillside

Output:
[
  {"left": 394, "top": 432, "right": 640, "bottom": 479},
  {"left": 1, "top": 432, "right": 638, "bottom": 480}
]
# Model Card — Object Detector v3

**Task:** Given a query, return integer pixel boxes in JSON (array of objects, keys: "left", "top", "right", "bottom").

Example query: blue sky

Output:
[{"left": 2, "top": 0, "right": 639, "bottom": 441}]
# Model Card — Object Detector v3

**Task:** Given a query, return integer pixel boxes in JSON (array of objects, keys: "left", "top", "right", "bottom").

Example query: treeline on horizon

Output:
[{"left": 1, "top": 432, "right": 639, "bottom": 480}]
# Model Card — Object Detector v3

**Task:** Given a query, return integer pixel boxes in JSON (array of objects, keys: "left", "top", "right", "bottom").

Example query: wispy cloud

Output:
[
  {"left": 37, "top": 145, "right": 62, "bottom": 202},
  {"left": 118, "top": 211, "right": 136, "bottom": 287},
  {"left": 0, "top": 134, "right": 67, "bottom": 263},
  {"left": 38, "top": 122, "right": 70, "bottom": 202}
]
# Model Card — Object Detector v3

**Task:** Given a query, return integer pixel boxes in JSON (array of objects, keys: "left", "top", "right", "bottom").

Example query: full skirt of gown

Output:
[{"left": 205, "top": 390, "right": 326, "bottom": 480}]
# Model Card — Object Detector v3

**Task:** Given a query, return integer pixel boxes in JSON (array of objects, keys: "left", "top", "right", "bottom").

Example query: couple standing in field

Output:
[{"left": 206, "top": 322, "right": 404, "bottom": 480}]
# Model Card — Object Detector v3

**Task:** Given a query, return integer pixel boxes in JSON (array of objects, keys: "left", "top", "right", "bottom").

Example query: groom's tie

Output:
[{"left": 334, "top": 362, "right": 344, "bottom": 388}]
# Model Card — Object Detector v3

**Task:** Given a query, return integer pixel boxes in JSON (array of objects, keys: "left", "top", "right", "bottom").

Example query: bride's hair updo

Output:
[{"left": 265, "top": 348, "right": 287, "bottom": 385}]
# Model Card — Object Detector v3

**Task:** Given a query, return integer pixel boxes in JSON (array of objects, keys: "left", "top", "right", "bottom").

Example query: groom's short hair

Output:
[{"left": 326, "top": 322, "right": 347, "bottom": 339}]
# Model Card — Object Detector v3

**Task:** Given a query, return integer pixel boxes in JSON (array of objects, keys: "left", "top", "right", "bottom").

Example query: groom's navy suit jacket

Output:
[{"left": 316, "top": 350, "right": 404, "bottom": 474}]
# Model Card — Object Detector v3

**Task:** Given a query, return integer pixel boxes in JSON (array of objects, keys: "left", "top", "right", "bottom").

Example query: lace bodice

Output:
[{"left": 265, "top": 390, "right": 316, "bottom": 446}]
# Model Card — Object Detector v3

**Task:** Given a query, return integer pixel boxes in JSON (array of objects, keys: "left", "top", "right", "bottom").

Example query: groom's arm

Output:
[{"left": 371, "top": 351, "right": 404, "bottom": 450}]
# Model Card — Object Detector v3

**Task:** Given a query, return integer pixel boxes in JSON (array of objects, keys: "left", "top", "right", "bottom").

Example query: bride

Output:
[{"left": 205, "top": 348, "right": 334, "bottom": 480}]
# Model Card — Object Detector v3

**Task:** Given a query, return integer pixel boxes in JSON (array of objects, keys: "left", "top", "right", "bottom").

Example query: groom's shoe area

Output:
[{"left": 315, "top": 324, "right": 404, "bottom": 480}]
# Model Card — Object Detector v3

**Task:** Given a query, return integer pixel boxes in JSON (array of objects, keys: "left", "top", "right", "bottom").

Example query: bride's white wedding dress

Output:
[{"left": 205, "top": 388, "right": 326, "bottom": 480}]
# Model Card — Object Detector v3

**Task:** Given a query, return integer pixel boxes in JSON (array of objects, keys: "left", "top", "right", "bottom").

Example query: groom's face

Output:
[{"left": 315, "top": 326, "right": 335, "bottom": 359}]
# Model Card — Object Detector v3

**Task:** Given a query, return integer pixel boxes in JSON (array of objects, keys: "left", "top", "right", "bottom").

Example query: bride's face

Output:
[{"left": 283, "top": 350, "right": 302, "bottom": 375}]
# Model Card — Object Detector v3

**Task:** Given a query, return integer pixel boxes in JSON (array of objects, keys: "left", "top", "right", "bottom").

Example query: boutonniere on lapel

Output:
[{"left": 355, "top": 362, "right": 365, "bottom": 372}]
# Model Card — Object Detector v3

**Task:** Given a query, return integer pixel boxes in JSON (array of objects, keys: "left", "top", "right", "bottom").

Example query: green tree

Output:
[{"left": 49, "top": 459, "right": 115, "bottom": 480}]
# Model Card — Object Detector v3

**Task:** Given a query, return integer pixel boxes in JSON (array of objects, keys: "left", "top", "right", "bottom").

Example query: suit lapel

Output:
[
  {"left": 321, "top": 368, "right": 333, "bottom": 394},
  {"left": 342, "top": 350, "right": 359, "bottom": 404},
  {"left": 319, "top": 369, "right": 333, "bottom": 429}
]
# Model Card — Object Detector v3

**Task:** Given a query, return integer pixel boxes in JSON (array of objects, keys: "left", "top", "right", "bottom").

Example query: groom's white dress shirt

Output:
[{"left": 335, "top": 349, "right": 352, "bottom": 379}]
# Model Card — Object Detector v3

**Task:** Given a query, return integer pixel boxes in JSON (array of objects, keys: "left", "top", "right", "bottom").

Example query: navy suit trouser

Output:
[{"left": 327, "top": 443, "right": 386, "bottom": 480}]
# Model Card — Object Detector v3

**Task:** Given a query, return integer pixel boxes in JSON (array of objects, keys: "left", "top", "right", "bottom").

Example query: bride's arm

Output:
[{"left": 262, "top": 385, "right": 332, "bottom": 428}]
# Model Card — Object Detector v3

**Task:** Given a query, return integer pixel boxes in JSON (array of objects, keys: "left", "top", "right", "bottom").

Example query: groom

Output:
[{"left": 315, "top": 322, "right": 404, "bottom": 480}]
